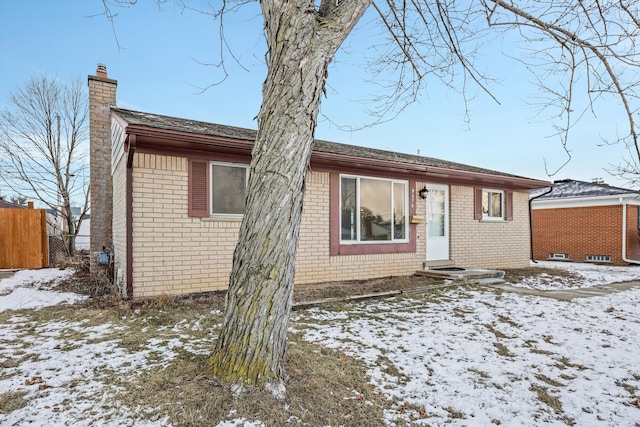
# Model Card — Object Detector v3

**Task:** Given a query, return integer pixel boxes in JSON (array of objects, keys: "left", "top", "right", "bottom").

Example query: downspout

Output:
[
  {"left": 620, "top": 197, "right": 640, "bottom": 265},
  {"left": 529, "top": 186, "right": 553, "bottom": 263},
  {"left": 125, "top": 134, "right": 136, "bottom": 298}
]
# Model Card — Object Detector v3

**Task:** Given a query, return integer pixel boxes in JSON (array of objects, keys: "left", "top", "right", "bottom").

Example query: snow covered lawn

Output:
[
  {"left": 508, "top": 260, "right": 640, "bottom": 290},
  {"left": 295, "top": 288, "right": 640, "bottom": 425},
  {"left": 0, "top": 262, "right": 639, "bottom": 426},
  {"left": 0, "top": 268, "right": 85, "bottom": 312}
]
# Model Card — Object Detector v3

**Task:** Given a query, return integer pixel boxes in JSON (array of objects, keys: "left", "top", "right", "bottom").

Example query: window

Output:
[
  {"left": 427, "top": 188, "right": 446, "bottom": 237},
  {"left": 210, "top": 162, "right": 248, "bottom": 216},
  {"left": 474, "top": 188, "right": 513, "bottom": 221},
  {"left": 340, "top": 176, "right": 408, "bottom": 243},
  {"left": 586, "top": 255, "right": 611, "bottom": 263},
  {"left": 482, "top": 189, "right": 504, "bottom": 219},
  {"left": 188, "top": 159, "right": 249, "bottom": 218},
  {"left": 549, "top": 253, "right": 570, "bottom": 260}
]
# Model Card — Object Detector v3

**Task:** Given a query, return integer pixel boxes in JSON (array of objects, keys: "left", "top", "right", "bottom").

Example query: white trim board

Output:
[{"left": 532, "top": 195, "right": 640, "bottom": 209}]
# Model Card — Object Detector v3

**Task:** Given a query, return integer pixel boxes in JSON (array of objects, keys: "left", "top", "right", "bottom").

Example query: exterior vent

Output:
[
  {"left": 549, "top": 253, "right": 570, "bottom": 260},
  {"left": 585, "top": 255, "right": 611, "bottom": 263}
]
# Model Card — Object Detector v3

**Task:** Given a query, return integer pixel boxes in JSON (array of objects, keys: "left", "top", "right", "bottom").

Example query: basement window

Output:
[
  {"left": 548, "top": 253, "right": 570, "bottom": 260},
  {"left": 585, "top": 255, "right": 611, "bottom": 263}
]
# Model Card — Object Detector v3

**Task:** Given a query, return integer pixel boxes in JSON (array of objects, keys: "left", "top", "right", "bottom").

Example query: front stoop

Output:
[
  {"left": 416, "top": 268, "right": 505, "bottom": 284},
  {"left": 423, "top": 260, "right": 456, "bottom": 269}
]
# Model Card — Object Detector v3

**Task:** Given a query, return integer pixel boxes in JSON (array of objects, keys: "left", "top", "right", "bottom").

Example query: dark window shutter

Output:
[
  {"left": 505, "top": 191, "right": 514, "bottom": 221},
  {"left": 473, "top": 187, "right": 483, "bottom": 220},
  {"left": 188, "top": 159, "right": 209, "bottom": 217}
]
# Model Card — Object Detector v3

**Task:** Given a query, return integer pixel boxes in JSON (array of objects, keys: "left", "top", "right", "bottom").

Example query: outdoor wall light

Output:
[{"left": 419, "top": 187, "right": 428, "bottom": 199}]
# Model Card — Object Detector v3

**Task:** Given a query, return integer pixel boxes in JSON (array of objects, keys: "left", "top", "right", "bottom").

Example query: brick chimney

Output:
[{"left": 88, "top": 64, "right": 117, "bottom": 271}]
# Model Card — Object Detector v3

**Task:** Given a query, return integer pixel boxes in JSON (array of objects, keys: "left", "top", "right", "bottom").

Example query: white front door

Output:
[{"left": 426, "top": 184, "right": 450, "bottom": 261}]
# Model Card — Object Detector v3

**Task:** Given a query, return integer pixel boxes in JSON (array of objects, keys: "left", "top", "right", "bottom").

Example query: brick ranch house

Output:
[
  {"left": 89, "top": 66, "right": 551, "bottom": 298},
  {"left": 531, "top": 179, "right": 640, "bottom": 266}
]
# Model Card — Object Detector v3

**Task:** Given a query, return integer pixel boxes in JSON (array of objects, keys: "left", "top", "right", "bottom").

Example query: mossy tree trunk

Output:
[{"left": 210, "top": 0, "right": 370, "bottom": 393}]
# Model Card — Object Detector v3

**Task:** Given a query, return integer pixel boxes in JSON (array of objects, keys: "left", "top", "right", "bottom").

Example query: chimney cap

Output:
[{"left": 96, "top": 63, "right": 107, "bottom": 78}]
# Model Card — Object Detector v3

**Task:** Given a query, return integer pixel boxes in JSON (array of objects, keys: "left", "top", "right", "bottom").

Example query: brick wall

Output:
[
  {"left": 295, "top": 174, "right": 427, "bottom": 283},
  {"left": 532, "top": 204, "right": 640, "bottom": 265},
  {"left": 126, "top": 153, "right": 534, "bottom": 296},
  {"left": 127, "top": 153, "right": 429, "bottom": 296},
  {"left": 450, "top": 186, "right": 531, "bottom": 268},
  {"left": 130, "top": 153, "right": 240, "bottom": 297},
  {"left": 88, "top": 70, "right": 117, "bottom": 263}
]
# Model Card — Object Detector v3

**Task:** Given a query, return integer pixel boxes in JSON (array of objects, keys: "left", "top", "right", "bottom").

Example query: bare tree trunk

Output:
[
  {"left": 65, "top": 204, "right": 76, "bottom": 256},
  {"left": 210, "top": 0, "right": 370, "bottom": 393}
]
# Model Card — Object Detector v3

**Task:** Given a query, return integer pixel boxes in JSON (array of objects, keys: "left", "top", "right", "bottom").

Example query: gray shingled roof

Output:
[
  {"left": 0, "top": 198, "right": 23, "bottom": 208},
  {"left": 532, "top": 179, "right": 639, "bottom": 199},
  {"left": 112, "top": 108, "right": 542, "bottom": 182}
]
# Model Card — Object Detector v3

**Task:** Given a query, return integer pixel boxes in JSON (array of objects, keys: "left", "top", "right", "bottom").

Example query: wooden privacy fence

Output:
[{"left": 0, "top": 203, "right": 49, "bottom": 269}]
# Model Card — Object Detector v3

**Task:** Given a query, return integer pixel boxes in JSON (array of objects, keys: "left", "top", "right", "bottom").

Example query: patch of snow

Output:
[
  {"left": 215, "top": 410, "right": 265, "bottom": 427},
  {"left": 510, "top": 261, "right": 640, "bottom": 290},
  {"left": 294, "top": 284, "right": 640, "bottom": 426},
  {"left": 214, "top": 418, "right": 265, "bottom": 427},
  {"left": 2, "top": 264, "right": 639, "bottom": 426},
  {"left": 0, "top": 287, "right": 86, "bottom": 312},
  {"left": 0, "top": 268, "right": 72, "bottom": 293},
  {"left": 0, "top": 268, "right": 86, "bottom": 312},
  {"left": 0, "top": 317, "right": 174, "bottom": 426}
]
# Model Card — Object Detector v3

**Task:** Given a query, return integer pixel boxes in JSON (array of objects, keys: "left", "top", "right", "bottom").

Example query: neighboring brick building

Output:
[
  {"left": 91, "top": 68, "right": 550, "bottom": 297},
  {"left": 531, "top": 179, "right": 640, "bottom": 266}
]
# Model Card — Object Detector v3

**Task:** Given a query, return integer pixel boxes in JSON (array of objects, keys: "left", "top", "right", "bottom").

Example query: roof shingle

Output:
[
  {"left": 0, "top": 198, "right": 24, "bottom": 209},
  {"left": 112, "top": 108, "right": 548, "bottom": 184},
  {"left": 532, "top": 179, "right": 638, "bottom": 199}
]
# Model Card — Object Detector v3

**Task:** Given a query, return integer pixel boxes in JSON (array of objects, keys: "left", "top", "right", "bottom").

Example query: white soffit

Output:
[{"left": 532, "top": 194, "right": 640, "bottom": 209}]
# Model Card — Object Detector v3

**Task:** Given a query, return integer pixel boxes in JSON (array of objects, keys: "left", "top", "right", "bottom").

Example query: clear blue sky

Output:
[{"left": 0, "top": 0, "right": 634, "bottom": 189}]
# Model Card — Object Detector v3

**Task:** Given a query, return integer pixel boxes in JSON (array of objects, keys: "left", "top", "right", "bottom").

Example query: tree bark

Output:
[{"left": 210, "top": 0, "right": 370, "bottom": 393}]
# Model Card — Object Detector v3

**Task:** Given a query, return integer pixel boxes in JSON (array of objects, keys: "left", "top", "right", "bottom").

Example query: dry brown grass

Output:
[
  {"left": 1, "top": 285, "right": 394, "bottom": 426},
  {"left": 292, "top": 275, "right": 443, "bottom": 304},
  {"left": 0, "top": 391, "right": 28, "bottom": 414},
  {"left": 530, "top": 385, "right": 566, "bottom": 416},
  {"left": 503, "top": 266, "right": 580, "bottom": 284},
  {"left": 109, "top": 334, "right": 390, "bottom": 426},
  {"left": 58, "top": 258, "right": 576, "bottom": 312},
  {"left": 55, "top": 254, "right": 115, "bottom": 299},
  {"left": 13, "top": 261, "right": 576, "bottom": 425},
  {"left": 494, "top": 342, "right": 515, "bottom": 358}
]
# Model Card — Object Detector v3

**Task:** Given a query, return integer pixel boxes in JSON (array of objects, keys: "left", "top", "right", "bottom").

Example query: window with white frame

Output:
[
  {"left": 585, "top": 255, "right": 611, "bottom": 263},
  {"left": 482, "top": 189, "right": 504, "bottom": 220},
  {"left": 340, "top": 175, "right": 408, "bottom": 243},
  {"left": 210, "top": 162, "right": 248, "bottom": 216}
]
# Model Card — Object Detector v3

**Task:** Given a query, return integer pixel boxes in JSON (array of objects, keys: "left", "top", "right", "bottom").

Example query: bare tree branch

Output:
[
  {"left": 0, "top": 75, "right": 90, "bottom": 255},
  {"left": 485, "top": 0, "right": 639, "bottom": 170}
]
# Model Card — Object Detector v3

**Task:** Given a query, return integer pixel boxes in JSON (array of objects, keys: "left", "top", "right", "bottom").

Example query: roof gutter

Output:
[
  {"left": 122, "top": 122, "right": 551, "bottom": 191},
  {"left": 422, "top": 165, "right": 551, "bottom": 190},
  {"left": 620, "top": 197, "right": 640, "bottom": 265},
  {"left": 529, "top": 186, "right": 554, "bottom": 263}
]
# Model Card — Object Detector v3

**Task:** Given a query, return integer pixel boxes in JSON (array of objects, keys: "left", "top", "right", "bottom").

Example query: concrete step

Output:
[
  {"left": 488, "top": 281, "right": 640, "bottom": 301},
  {"left": 423, "top": 260, "right": 456, "bottom": 269},
  {"left": 416, "top": 268, "right": 505, "bottom": 281},
  {"left": 474, "top": 277, "right": 506, "bottom": 285}
]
